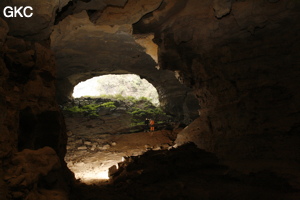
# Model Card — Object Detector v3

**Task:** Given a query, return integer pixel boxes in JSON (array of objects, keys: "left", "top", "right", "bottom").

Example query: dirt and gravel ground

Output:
[
  {"left": 65, "top": 119, "right": 300, "bottom": 200},
  {"left": 65, "top": 129, "right": 176, "bottom": 184}
]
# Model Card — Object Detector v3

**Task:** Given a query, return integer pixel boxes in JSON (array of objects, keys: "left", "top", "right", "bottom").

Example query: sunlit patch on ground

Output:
[
  {"left": 71, "top": 163, "right": 115, "bottom": 183},
  {"left": 66, "top": 151, "right": 124, "bottom": 184},
  {"left": 75, "top": 169, "right": 109, "bottom": 181},
  {"left": 65, "top": 131, "right": 174, "bottom": 184}
]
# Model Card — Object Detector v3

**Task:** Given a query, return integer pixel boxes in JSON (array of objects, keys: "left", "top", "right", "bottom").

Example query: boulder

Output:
[{"left": 4, "top": 147, "right": 67, "bottom": 200}]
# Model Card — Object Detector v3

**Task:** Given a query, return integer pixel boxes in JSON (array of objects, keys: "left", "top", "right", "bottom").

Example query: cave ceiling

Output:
[{"left": 0, "top": 0, "right": 199, "bottom": 121}]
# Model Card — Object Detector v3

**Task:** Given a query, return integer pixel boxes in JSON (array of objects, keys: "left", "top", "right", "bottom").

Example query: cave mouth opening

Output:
[
  {"left": 72, "top": 74, "right": 159, "bottom": 106},
  {"left": 63, "top": 74, "right": 177, "bottom": 184}
]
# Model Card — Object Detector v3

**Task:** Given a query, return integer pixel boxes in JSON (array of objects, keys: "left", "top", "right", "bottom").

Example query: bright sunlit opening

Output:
[{"left": 72, "top": 74, "right": 159, "bottom": 106}]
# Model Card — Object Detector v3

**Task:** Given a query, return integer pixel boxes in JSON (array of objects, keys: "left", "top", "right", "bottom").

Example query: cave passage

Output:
[
  {"left": 1, "top": 0, "right": 299, "bottom": 199},
  {"left": 63, "top": 74, "right": 177, "bottom": 184}
]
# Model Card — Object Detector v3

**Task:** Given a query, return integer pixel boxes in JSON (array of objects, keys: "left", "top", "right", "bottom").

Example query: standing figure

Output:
[{"left": 149, "top": 119, "right": 155, "bottom": 132}]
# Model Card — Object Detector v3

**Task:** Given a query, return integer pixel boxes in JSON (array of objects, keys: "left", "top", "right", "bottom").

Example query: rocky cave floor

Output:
[
  {"left": 65, "top": 129, "right": 175, "bottom": 184},
  {"left": 65, "top": 126, "right": 300, "bottom": 200},
  {"left": 68, "top": 143, "right": 300, "bottom": 200},
  {"left": 63, "top": 99, "right": 300, "bottom": 200}
]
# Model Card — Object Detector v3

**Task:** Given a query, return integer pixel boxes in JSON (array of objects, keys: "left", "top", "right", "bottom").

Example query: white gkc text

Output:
[{"left": 3, "top": 6, "right": 33, "bottom": 18}]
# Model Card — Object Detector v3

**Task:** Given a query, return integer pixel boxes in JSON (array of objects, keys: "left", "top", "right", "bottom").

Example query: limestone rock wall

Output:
[
  {"left": 148, "top": 0, "right": 300, "bottom": 176},
  {"left": 92, "top": 0, "right": 163, "bottom": 25},
  {"left": 0, "top": 18, "right": 9, "bottom": 200},
  {"left": 0, "top": 18, "right": 72, "bottom": 199}
]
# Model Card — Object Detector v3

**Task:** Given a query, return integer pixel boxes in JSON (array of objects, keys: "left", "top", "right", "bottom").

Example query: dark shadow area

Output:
[
  {"left": 70, "top": 143, "right": 299, "bottom": 200},
  {"left": 19, "top": 108, "right": 65, "bottom": 154}
]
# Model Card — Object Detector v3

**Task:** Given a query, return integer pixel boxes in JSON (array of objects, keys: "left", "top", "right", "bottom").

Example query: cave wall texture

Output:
[
  {"left": 0, "top": 14, "right": 72, "bottom": 200},
  {"left": 0, "top": 0, "right": 300, "bottom": 199},
  {"left": 146, "top": 0, "right": 300, "bottom": 179}
]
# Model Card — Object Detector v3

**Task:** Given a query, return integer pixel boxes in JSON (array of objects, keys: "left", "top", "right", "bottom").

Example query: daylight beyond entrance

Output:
[
  {"left": 73, "top": 74, "right": 159, "bottom": 106},
  {"left": 63, "top": 74, "right": 176, "bottom": 183}
]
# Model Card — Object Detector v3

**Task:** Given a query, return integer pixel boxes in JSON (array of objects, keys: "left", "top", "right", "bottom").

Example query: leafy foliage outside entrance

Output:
[{"left": 63, "top": 95, "right": 171, "bottom": 126}]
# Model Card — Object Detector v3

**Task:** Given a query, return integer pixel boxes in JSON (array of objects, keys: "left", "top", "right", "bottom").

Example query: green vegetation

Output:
[
  {"left": 128, "top": 107, "right": 169, "bottom": 125},
  {"left": 100, "top": 102, "right": 116, "bottom": 108},
  {"left": 65, "top": 105, "right": 98, "bottom": 113},
  {"left": 63, "top": 95, "right": 171, "bottom": 125},
  {"left": 64, "top": 101, "right": 116, "bottom": 117},
  {"left": 127, "top": 97, "right": 171, "bottom": 126},
  {"left": 83, "top": 94, "right": 154, "bottom": 105}
]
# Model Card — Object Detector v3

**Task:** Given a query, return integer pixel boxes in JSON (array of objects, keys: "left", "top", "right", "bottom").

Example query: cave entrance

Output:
[
  {"left": 72, "top": 74, "right": 159, "bottom": 106},
  {"left": 62, "top": 74, "right": 177, "bottom": 184}
]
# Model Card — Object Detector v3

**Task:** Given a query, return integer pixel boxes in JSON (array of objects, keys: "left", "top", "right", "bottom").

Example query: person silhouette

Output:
[{"left": 149, "top": 119, "right": 155, "bottom": 132}]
